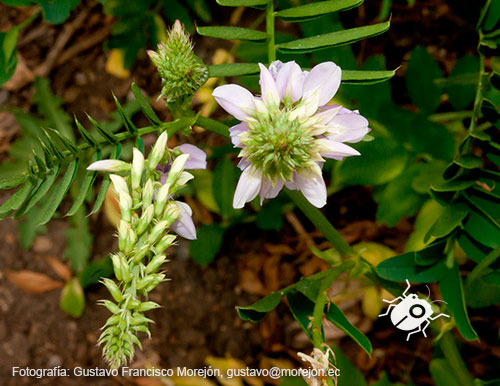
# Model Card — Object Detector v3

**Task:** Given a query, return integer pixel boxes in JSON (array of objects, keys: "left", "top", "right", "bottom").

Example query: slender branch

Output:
[
  {"left": 266, "top": 0, "right": 276, "bottom": 62},
  {"left": 285, "top": 189, "right": 356, "bottom": 258},
  {"left": 468, "top": 54, "right": 485, "bottom": 135},
  {"left": 440, "top": 332, "right": 475, "bottom": 386},
  {"left": 465, "top": 246, "right": 500, "bottom": 289}
]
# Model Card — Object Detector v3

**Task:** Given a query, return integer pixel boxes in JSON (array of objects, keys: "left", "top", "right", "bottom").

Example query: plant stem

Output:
[
  {"left": 440, "top": 332, "right": 475, "bottom": 386},
  {"left": 465, "top": 246, "right": 500, "bottom": 289},
  {"left": 468, "top": 54, "right": 485, "bottom": 135},
  {"left": 285, "top": 189, "right": 356, "bottom": 258},
  {"left": 266, "top": 0, "right": 276, "bottom": 62},
  {"left": 428, "top": 111, "right": 473, "bottom": 122},
  {"left": 312, "top": 290, "right": 328, "bottom": 349}
]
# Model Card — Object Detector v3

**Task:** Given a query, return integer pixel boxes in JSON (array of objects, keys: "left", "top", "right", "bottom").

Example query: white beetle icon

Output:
[{"left": 379, "top": 279, "right": 450, "bottom": 341}]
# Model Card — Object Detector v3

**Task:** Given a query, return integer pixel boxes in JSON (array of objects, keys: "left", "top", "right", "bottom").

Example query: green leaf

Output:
[
  {"left": 87, "top": 114, "right": 117, "bottom": 144},
  {"left": 197, "top": 26, "right": 267, "bottom": 41},
  {"left": 78, "top": 256, "right": 113, "bottom": 288},
  {"left": 0, "top": 180, "right": 33, "bottom": 217},
  {"left": 59, "top": 278, "right": 85, "bottom": 318},
  {"left": 454, "top": 155, "right": 482, "bottom": 169},
  {"left": 341, "top": 69, "right": 396, "bottom": 85},
  {"left": 66, "top": 166, "right": 97, "bottom": 217},
  {"left": 447, "top": 54, "right": 479, "bottom": 110},
  {"left": 112, "top": 93, "right": 137, "bottom": 136},
  {"left": 131, "top": 82, "right": 161, "bottom": 125},
  {"left": 18, "top": 206, "right": 48, "bottom": 250},
  {"left": 185, "top": 0, "right": 212, "bottom": 23},
  {"left": 464, "top": 211, "right": 500, "bottom": 248},
  {"left": 0, "top": 175, "right": 27, "bottom": 190},
  {"left": 216, "top": 0, "right": 267, "bottom": 7},
  {"left": 331, "top": 346, "right": 367, "bottom": 386},
  {"left": 65, "top": 206, "right": 92, "bottom": 273},
  {"left": 276, "top": 0, "right": 363, "bottom": 22},
  {"left": 208, "top": 63, "right": 260, "bottom": 78},
  {"left": 458, "top": 233, "right": 492, "bottom": 264},
  {"left": 427, "top": 203, "right": 469, "bottom": 240},
  {"left": 38, "top": 0, "right": 80, "bottom": 24},
  {"left": 376, "top": 241, "right": 448, "bottom": 282},
  {"left": 325, "top": 302, "right": 372, "bottom": 355},
  {"left": 90, "top": 176, "right": 111, "bottom": 215},
  {"left": 430, "top": 359, "right": 462, "bottom": 386},
  {"left": 374, "top": 165, "right": 426, "bottom": 227},
  {"left": 191, "top": 169, "right": 220, "bottom": 213},
  {"left": 0, "top": 28, "right": 19, "bottom": 86},
  {"left": 236, "top": 291, "right": 283, "bottom": 322},
  {"left": 256, "top": 200, "right": 283, "bottom": 230},
  {"left": 189, "top": 223, "right": 225, "bottom": 266},
  {"left": 465, "top": 271, "right": 500, "bottom": 308},
  {"left": 34, "top": 160, "right": 79, "bottom": 225},
  {"left": 277, "top": 21, "right": 390, "bottom": 54},
  {"left": 439, "top": 264, "right": 478, "bottom": 340},
  {"left": 286, "top": 290, "right": 314, "bottom": 340},
  {"left": 335, "top": 136, "right": 408, "bottom": 187},
  {"left": 406, "top": 46, "right": 443, "bottom": 114},
  {"left": 15, "top": 166, "right": 61, "bottom": 218},
  {"left": 213, "top": 157, "right": 238, "bottom": 219},
  {"left": 74, "top": 117, "right": 98, "bottom": 148}
]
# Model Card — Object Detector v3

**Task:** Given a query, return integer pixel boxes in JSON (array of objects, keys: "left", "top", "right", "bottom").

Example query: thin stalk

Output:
[
  {"left": 428, "top": 111, "right": 473, "bottom": 122},
  {"left": 266, "top": 0, "right": 276, "bottom": 62},
  {"left": 468, "top": 54, "right": 485, "bottom": 135},
  {"left": 311, "top": 290, "right": 328, "bottom": 349},
  {"left": 465, "top": 246, "right": 500, "bottom": 289},
  {"left": 285, "top": 189, "right": 356, "bottom": 258},
  {"left": 440, "top": 332, "right": 475, "bottom": 386}
]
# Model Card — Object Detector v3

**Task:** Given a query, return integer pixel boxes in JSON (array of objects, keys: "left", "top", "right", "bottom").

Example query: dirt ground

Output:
[{"left": 0, "top": 0, "right": 498, "bottom": 385}]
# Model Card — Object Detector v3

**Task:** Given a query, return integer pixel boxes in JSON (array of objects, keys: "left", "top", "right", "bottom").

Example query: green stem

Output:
[
  {"left": 440, "top": 332, "right": 475, "bottom": 386},
  {"left": 465, "top": 246, "right": 500, "bottom": 289},
  {"left": 428, "top": 111, "right": 473, "bottom": 122},
  {"left": 468, "top": 54, "right": 485, "bottom": 135},
  {"left": 311, "top": 290, "right": 328, "bottom": 349},
  {"left": 266, "top": 0, "right": 276, "bottom": 62},
  {"left": 285, "top": 189, "right": 356, "bottom": 258}
]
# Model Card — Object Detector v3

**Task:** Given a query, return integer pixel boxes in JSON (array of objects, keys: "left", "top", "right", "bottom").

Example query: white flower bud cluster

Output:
[{"left": 88, "top": 132, "right": 192, "bottom": 368}]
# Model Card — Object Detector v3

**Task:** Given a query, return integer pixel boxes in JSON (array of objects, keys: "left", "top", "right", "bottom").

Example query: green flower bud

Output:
[
  {"left": 142, "top": 179, "right": 154, "bottom": 208},
  {"left": 163, "top": 202, "right": 181, "bottom": 223},
  {"left": 136, "top": 204, "right": 155, "bottom": 235},
  {"left": 110, "top": 253, "right": 123, "bottom": 281},
  {"left": 147, "top": 220, "right": 169, "bottom": 245},
  {"left": 101, "top": 278, "right": 122, "bottom": 302},
  {"left": 166, "top": 153, "right": 190, "bottom": 185},
  {"left": 132, "top": 244, "right": 151, "bottom": 263},
  {"left": 145, "top": 254, "right": 168, "bottom": 274},
  {"left": 138, "top": 301, "right": 161, "bottom": 312},
  {"left": 100, "top": 300, "right": 121, "bottom": 314},
  {"left": 118, "top": 220, "right": 129, "bottom": 251},
  {"left": 110, "top": 174, "right": 129, "bottom": 197},
  {"left": 154, "top": 183, "right": 170, "bottom": 217},
  {"left": 119, "top": 191, "right": 133, "bottom": 223},
  {"left": 131, "top": 148, "right": 144, "bottom": 190},
  {"left": 148, "top": 131, "right": 168, "bottom": 169},
  {"left": 148, "top": 20, "right": 208, "bottom": 103}
]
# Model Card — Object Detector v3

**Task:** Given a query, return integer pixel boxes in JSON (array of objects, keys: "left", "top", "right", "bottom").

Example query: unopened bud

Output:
[
  {"left": 145, "top": 254, "right": 168, "bottom": 274},
  {"left": 133, "top": 244, "right": 151, "bottom": 263},
  {"left": 136, "top": 204, "right": 154, "bottom": 235},
  {"left": 118, "top": 220, "right": 129, "bottom": 251},
  {"left": 119, "top": 192, "right": 133, "bottom": 223},
  {"left": 87, "top": 159, "right": 131, "bottom": 172},
  {"left": 101, "top": 278, "right": 122, "bottom": 302},
  {"left": 110, "top": 253, "right": 123, "bottom": 281},
  {"left": 131, "top": 148, "right": 144, "bottom": 190},
  {"left": 154, "top": 183, "right": 170, "bottom": 217},
  {"left": 142, "top": 179, "right": 154, "bottom": 208},
  {"left": 148, "top": 132, "right": 168, "bottom": 169},
  {"left": 166, "top": 153, "right": 189, "bottom": 185},
  {"left": 154, "top": 234, "right": 177, "bottom": 254},
  {"left": 110, "top": 174, "right": 129, "bottom": 197},
  {"left": 147, "top": 220, "right": 169, "bottom": 245}
]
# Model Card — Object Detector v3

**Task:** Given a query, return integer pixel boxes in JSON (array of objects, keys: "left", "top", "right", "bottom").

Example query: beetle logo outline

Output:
[{"left": 379, "top": 279, "right": 450, "bottom": 341}]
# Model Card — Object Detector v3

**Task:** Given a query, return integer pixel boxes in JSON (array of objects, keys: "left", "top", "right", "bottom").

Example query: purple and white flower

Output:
[
  {"left": 212, "top": 60, "right": 370, "bottom": 209},
  {"left": 157, "top": 144, "right": 207, "bottom": 240}
]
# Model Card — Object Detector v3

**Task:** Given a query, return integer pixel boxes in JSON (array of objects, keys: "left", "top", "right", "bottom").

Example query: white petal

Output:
[
  {"left": 275, "top": 61, "right": 302, "bottom": 100},
  {"left": 302, "top": 62, "right": 341, "bottom": 107},
  {"left": 233, "top": 167, "right": 262, "bottom": 209},
  {"left": 213, "top": 84, "right": 255, "bottom": 120},
  {"left": 320, "top": 140, "right": 360, "bottom": 158},
  {"left": 259, "top": 179, "right": 284, "bottom": 204},
  {"left": 295, "top": 172, "right": 327, "bottom": 208},
  {"left": 229, "top": 122, "right": 249, "bottom": 148},
  {"left": 171, "top": 201, "right": 197, "bottom": 240},
  {"left": 259, "top": 63, "right": 280, "bottom": 107}
]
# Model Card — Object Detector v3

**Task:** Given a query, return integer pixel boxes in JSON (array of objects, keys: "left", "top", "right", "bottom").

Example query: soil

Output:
[{"left": 0, "top": 0, "right": 498, "bottom": 386}]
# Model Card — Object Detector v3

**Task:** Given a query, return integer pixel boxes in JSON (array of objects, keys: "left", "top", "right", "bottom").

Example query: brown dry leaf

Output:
[
  {"left": 6, "top": 270, "right": 63, "bottom": 293},
  {"left": 262, "top": 256, "right": 280, "bottom": 292},
  {"left": 3, "top": 54, "right": 34, "bottom": 90},
  {"left": 239, "top": 269, "right": 265, "bottom": 296},
  {"left": 44, "top": 256, "right": 72, "bottom": 282}
]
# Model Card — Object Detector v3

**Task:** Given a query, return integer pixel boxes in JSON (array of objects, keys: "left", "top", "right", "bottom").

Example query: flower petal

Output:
[
  {"left": 302, "top": 62, "right": 341, "bottom": 107},
  {"left": 327, "top": 108, "right": 370, "bottom": 143},
  {"left": 259, "top": 178, "right": 284, "bottom": 204},
  {"left": 233, "top": 166, "right": 262, "bottom": 209},
  {"left": 213, "top": 84, "right": 255, "bottom": 120},
  {"left": 259, "top": 63, "right": 280, "bottom": 107},
  {"left": 295, "top": 172, "right": 327, "bottom": 208},
  {"left": 229, "top": 122, "right": 249, "bottom": 148},
  {"left": 176, "top": 144, "right": 207, "bottom": 169},
  {"left": 170, "top": 201, "right": 197, "bottom": 240},
  {"left": 320, "top": 140, "right": 360, "bottom": 159},
  {"left": 275, "top": 61, "right": 303, "bottom": 100}
]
